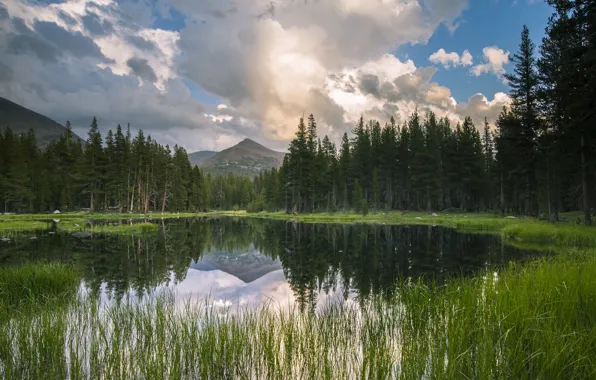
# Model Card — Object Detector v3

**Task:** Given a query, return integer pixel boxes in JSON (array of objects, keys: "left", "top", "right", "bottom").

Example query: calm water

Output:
[{"left": 0, "top": 217, "right": 547, "bottom": 310}]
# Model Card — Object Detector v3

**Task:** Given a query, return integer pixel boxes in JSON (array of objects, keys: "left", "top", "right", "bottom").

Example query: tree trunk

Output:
[
  {"left": 90, "top": 191, "right": 94, "bottom": 213},
  {"left": 546, "top": 162, "right": 553, "bottom": 222},
  {"left": 130, "top": 181, "right": 135, "bottom": 212},
  {"left": 137, "top": 178, "right": 142, "bottom": 212},
  {"left": 500, "top": 170, "right": 505, "bottom": 216},
  {"left": 581, "top": 132, "right": 592, "bottom": 225}
]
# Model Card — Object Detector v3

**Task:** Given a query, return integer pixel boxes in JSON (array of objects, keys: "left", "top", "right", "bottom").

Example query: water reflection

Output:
[{"left": 0, "top": 218, "right": 546, "bottom": 310}]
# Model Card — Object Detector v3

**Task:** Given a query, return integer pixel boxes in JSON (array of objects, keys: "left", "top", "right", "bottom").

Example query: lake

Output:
[{"left": 0, "top": 217, "right": 547, "bottom": 310}]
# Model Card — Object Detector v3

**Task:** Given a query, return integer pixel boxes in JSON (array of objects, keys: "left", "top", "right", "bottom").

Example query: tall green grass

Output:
[
  {"left": 1, "top": 252, "right": 595, "bottom": 379},
  {"left": 0, "top": 263, "right": 80, "bottom": 317}
]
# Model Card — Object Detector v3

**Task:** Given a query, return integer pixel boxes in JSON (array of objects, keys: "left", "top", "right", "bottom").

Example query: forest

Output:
[
  {"left": 0, "top": 119, "right": 254, "bottom": 214},
  {"left": 254, "top": 9, "right": 596, "bottom": 225},
  {"left": 1, "top": 2, "right": 595, "bottom": 225}
]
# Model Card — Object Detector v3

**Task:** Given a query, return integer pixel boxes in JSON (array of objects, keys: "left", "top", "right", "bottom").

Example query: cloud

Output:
[
  {"left": 0, "top": 4, "right": 8, "bottom": 20},
  {"left": 429, "top": 48, "right": 473, "bottom": 68},
  {"left": 471, "top": 46, "right": 510, "bottom": 78},
  {"left": 175, "top": 0, "right": 470, "bottom": 140},
  {"left": 81, "top": 12, "right": 114, "bottom": 36},
  {"left": 7, "top": 33, "right": 61, "bottom": 63},
  {"left": 57, "top": 10, "right": 77, "bottom": 26},
  {"left": 127, "top": 56, "right": 158, "bottom": 83},
  {"left": 0, "top": 0, "right": 511, "bottom": 152},
  {"left": 34, "top": 21, "right": 110, "bottom": 61},
  {"left": 456, "top": 92, "right": 511, "bottom": 127},
  {"left": 125, "top": 35, "right": 157, "bottom": 51},
  {"left": 327, "top": 54, "right": 509, "bottom": 130}
]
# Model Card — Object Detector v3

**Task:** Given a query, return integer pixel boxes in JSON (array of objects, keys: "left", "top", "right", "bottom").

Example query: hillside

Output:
[
  {"left": 197, "top": 138, "right": 286, "bottom": 177},
  {"left": 188, "top": 150, "right": 217, "bottom": 166},
  {"left": 0, "top": 97, "right": 83, "bottom": 146}
]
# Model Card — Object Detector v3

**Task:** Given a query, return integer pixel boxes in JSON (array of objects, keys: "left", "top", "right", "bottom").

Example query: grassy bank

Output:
[
  {"left": 242, "top": 210, "right": 596, "bottom": 247},
  {"left": 1, "top": 252, "right": 595, "bottom": 379},
  {"left": 0, "top": 211, "right": 244, "bottom": 234},
  {"left": 3, "top": 210, "right": 594, "bottom": 248}
]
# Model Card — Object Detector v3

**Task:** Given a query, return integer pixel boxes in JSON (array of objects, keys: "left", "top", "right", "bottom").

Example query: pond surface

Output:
[{"left": 0, "top": 217, "right": 548, "bottom": 310}]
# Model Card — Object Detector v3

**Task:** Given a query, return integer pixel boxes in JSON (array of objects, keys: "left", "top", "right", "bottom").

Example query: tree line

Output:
[
  {"left": 0, "top": 118, "right": 255, "bottom": 213},
  {"left": 254, "top": 5, "right": 596, "bottom": 225}
]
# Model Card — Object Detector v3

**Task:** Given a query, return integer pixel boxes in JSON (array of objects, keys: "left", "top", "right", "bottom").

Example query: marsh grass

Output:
[
  {"left": 0, "top": 211, "right": 247, "bottom": 234},
  {"left": 0, "top": 220, "right": 49, "bottom": 233},
  {"left": 0, "top": 263, "right": 79, "bottom": 319},
  {"left": 84, "top": 222, "right": 158, "bottom": 234},
  {"left": 1, "top": 252, "right": 595, "bottom": 379}
]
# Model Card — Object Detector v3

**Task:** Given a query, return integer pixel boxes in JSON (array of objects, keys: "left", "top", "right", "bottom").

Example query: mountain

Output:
[
  {"left": 0, "top": 97, "right": 83, "bottom": 146},
  {"left": 197, "top": 138, "right": 286, "bottom": 177},
  {"left": 188, "top": 150, "right": 217, "bottom": 165}
]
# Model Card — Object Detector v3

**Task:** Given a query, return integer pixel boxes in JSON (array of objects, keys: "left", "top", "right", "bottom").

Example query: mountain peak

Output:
[
  {"left": 237, "top": 138, "right": 262, "bottom": 148},
  {"left": 195, "top": 137, "right": 286, "bottom": 178}
]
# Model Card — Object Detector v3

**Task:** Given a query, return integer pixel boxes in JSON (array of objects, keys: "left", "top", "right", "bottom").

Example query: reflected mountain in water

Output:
[{"left": 191, "top": 244, "right": 282, "bottom": 283}]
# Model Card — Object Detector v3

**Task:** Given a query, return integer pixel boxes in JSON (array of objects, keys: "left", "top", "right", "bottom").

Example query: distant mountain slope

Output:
[
  {"left": 198, "top": 138, "right": 286, "bottom": 177},
  {"left": 188, "top": 150, "right": 217, "bottom": 166},
  {"left": 0, "top": 97, "right": 83, "bottom": 146}
]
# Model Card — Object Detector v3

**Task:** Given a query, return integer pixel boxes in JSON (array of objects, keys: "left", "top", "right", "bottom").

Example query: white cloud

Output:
[
  {"left": 429, "top": 48, "right": 473, "bottom": 68},
  {"left": 471, "top": 46, "right": 510, "bottom": 79},
  {"left": 175, "top": 0, "right": 470, "bottom": 140},
  {"left": 326, "top": 54, "right": 510, "bottom": 131}
]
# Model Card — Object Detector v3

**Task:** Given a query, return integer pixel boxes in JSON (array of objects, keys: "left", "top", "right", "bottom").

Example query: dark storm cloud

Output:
[
  {"left": 0, "top": 62, "right": 14, "bottom": 82},
  {"left": 359, "top": 74, "right": 380, "bottom": 98},
  {"left": 11, "top": 18, "right": 32, "bottom": 34},
  {"left": 7, "top": 19, "right": 60, "bottom": 62},
  {"left": 127, "top": 57, "right": 158, "bottom": 83},
  {"left": 7, "top": 34, "right": 60, "bottom": 62},
  {"left": 0, "top": 4, "right": 8, "bottom": 20},
  {"left": 125, "top": 35, "right": 157, "bottom": 51},
  {"left": 82, "top": 12, "right": 114, "bottom": 36},
  {"left": 58, "top": 10, "right": 77, "bottom": 26},
  {"left": 34, "top": 21, "right": 111, "bottom": 61}
]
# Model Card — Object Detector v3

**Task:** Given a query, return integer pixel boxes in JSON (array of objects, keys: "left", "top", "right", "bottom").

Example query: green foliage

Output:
[
  {"left": 361, "top": 199, "right": 368, "bottom": 216},
  {"left": 0, "top": 119, "right": 255, "bottom": 214},
  {"left": 247, "top": 195, "right": 265, "bottom": 213}
]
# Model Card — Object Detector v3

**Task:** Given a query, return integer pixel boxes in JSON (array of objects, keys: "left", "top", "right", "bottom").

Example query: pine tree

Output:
[
  {"left": 82, "top": 117, "right": 104, "bottom": 212},
  {"left": 505, "top": 25, "right": 540, "bottom": 215}
]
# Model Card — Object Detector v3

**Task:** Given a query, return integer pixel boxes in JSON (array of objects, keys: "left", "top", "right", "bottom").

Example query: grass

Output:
[
  {"left": 0, "top": 211, "right": 245, "bottom": 234},
  {"left": 0, "top": 252, "right": 595, "bottom": 379},
  {"left": 0, "top": 210, "right": 245, "bottom": 222},
  {"left": 0, "top": 220, "right": 50, "bottom": 233},
  {"left": 0, "top": 263, "right": 80, "bottom": 318}
]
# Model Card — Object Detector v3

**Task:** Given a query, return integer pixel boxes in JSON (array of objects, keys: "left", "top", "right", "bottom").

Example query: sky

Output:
[{"left": 0, "top": 0, "right": 553, "bottom": 152}]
